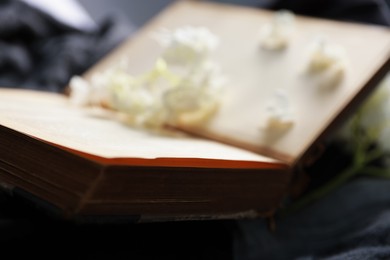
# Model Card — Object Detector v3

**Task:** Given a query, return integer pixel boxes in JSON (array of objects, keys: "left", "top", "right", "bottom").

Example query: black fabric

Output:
[
  {"left": 268, "top": 0, "right": 390, "bottom": 26},
  {"left": 0, "top": 0, "right": 132, "bottom": 92},
  {"left": 0, "top": 189, "right": 233, "bottom": 259},
  {"left": 234, "top": 177, "right": 390, "bottom": 260}
]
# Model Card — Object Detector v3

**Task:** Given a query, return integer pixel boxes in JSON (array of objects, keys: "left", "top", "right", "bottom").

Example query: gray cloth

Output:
[
  {"left": 269, "top": 0, "right": 390, "bottom": 25},
  {"left": 234, "top": 177, "right": 390, "bottom": 260},
  {"left": 0, "top": 0, "right": 134, "bottom": 92}
]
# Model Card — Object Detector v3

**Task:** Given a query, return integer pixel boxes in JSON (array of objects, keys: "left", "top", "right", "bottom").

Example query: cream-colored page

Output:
[
  {"left": 89, "top": 1, "right": 390, "bottom": 165},
  {"left": 0, "top": 89, "right": 279, "bottom": 165}
]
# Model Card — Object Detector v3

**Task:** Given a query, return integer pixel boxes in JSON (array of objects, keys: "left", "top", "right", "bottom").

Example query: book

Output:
[{"left": 0, "top": 0, "right": 389, "bottom": 221}]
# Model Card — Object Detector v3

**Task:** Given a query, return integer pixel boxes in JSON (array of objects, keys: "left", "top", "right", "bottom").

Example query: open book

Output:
[{"left": 0, "top": 0, "right": 389, "bottom": 221}]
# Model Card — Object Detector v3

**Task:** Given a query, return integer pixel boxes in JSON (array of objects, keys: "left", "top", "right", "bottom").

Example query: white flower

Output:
[
  {"left": 68, "top": 26, "right": 225, "bottom": 131},
  {"left": 164, "top": 82, "right": 219, "bottom": 125},
  {"left": 360, "top": 74, "right": 390, "bottom": 151},
  {"left": 155, "top": 26, "right": 219, "bottom": 66},
  {"left": 304, "top": 36, "right": 347, "bottom": 89},
  {"left": 264, "top": 89, "right": 294, "bottom": 130},
  {"left": 69, "top": 76, "right": 91, "bottom": 106},
  {"left": 335, "top": 73, "right": 390, "bottom": 156},
  {"left": 307, "top": 36, "right": 346, "bottom": 73},
  {"left": 259, "top": 10, "right": 295, "bottom": 51}
]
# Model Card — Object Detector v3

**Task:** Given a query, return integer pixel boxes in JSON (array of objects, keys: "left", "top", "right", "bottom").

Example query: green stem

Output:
[
  {"left": 364, "top": 148, "right": 385, "bottom": 164},
  {"left": 280, "top": 149, "right": 384, "bottom": 217},
  {"left": 280, "top": 164, "right": 361, "bottom": 216},
  {"left": 279, "top": 107, "right": 389, "bottom": 217},
  {"left": 360, "top": 166, "right": 390, "bottom": 178}
]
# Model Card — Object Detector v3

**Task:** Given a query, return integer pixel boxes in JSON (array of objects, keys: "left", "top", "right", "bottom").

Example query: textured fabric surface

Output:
[
  {"left": 269, "top": 0, "right": 390, "bottom": 25},
  {"left": 234, "top": 177, "right": 390, "bottom": 260},
  {"left": 0, "top": 0, "right": 133, "bottom": 92}
]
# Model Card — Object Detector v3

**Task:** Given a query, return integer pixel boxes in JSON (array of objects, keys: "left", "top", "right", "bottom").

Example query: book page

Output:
[
  {"left": 0, "top": 89, "right": 282, "bottom": 168},
  {"left": 85, "top": 1, "right": 390, "bottom": 165}
]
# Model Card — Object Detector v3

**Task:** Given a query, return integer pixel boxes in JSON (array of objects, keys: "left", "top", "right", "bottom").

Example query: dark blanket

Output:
[
  {"left": 269, "top": 0, "right": 390, "bottom": 25},
  {"left": 0, "top": 0, "right": 133, "bottom": 92},
  {"left": 0, "top": 1, "right": 390, "bottom": 259},
  {"left": 234, "top": 177, "right": 390, "bottom": 260}
]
